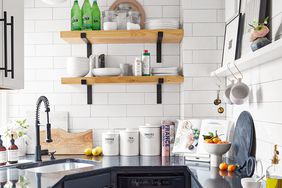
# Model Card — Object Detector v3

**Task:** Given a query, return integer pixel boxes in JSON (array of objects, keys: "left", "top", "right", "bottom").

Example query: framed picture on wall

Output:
[
  {"left": 237, "top": 0, "right": 268, "bottom": 58},
  {"left": 221, "top": 14, "right": 241, "bottom": 67}
]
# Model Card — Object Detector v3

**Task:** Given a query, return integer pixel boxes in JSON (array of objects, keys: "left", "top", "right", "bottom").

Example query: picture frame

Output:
[
  {"left": 237, "top": 0, "right": 268, "bottom": 58},
  {"left": 221, "top": 14, "right": 242, "bottom": 67}
]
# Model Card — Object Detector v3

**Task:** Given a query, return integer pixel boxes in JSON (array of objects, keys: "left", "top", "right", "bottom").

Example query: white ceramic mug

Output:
[
  {"left": 224, "top": 80, "right": 235, "bottom": 105},
  {"left": 230, "top": 78, "right": 249, "bottom": 105}
]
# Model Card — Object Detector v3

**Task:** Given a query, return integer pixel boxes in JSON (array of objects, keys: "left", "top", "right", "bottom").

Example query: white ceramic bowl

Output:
[
  {"left": 92, "top": 68, "right": 121, "bottom": 77},
  {"left": 241, "top": 178, "right": 261, "bottom": 188},
  {"left": 204, "top": 143, "right": 231, "bottom": 167},
  {"left": 66, "top": 57, "right": 89, "bottom": 77}
]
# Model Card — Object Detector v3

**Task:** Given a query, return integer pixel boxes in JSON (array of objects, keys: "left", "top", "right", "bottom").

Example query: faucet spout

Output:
[{"left": 35, "top": 96, "right": 52, "bottom": 162}]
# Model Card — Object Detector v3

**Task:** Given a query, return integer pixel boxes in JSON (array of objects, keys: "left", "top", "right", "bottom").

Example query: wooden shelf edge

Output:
[
  {"left": 61, "top": 76, "right": 184, "bottom": 85},
  {"left": 211, "top": 39, "right": 282, "bottom": 77},
  {"left": 60, "top": 29, "right": 184, "bottom": 44}
]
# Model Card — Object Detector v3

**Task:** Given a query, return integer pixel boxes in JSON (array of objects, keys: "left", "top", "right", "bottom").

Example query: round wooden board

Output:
[{"left": 109, "top": 0, "right": 146, "bottom": 29}]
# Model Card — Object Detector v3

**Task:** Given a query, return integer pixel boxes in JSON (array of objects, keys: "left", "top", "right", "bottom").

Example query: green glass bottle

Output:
[
  {"left": 92, "top": 0, "right": 101, "bottom": 30},
  {"left": 82, "top": 0, "right": 93, "bottom": 30},
  {"left": 71, "top": 0, "right": 82, "bottom": 31}
]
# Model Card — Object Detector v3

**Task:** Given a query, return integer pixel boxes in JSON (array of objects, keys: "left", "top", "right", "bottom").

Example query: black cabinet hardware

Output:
[{"left": 0, "top": 11, "right": 15, "bottom": 79}]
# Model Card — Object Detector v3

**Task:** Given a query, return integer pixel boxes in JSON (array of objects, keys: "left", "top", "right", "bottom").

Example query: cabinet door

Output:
[
  {"left": 0, "top": 0, "right": 23, "bottom": 89},
  {"left": 64, "top": 173, "right": 111, "bottom": 188},
  {"left": 0, "top": 0, "right": 3, "bottom": 86}
]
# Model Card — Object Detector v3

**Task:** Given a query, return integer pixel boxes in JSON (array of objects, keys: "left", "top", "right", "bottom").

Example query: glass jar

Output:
[
  {"left": 116, "top": 3, "right": 132, "bottom": 30},
  {"left": 102, "top": 11, "right": 117, "bottom": 30},
  {"left": 127, "top": 11, "right": 141, "bottom": 30}
]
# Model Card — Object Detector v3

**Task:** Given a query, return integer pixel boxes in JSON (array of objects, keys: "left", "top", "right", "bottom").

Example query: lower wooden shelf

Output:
[{"left": 61, "top": 75, "right": 184, "bottom": 85}]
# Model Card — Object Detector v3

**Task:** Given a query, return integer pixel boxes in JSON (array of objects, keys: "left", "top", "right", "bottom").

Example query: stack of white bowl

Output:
[{"left": 145, "top": 19, "right": 179, "bottom": 30}]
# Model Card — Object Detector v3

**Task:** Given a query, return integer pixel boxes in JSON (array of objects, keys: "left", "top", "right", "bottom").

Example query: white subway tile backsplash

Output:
[
  {"left": 24, "top": 21, "right": 35, "bottom": 32},
  {"left": 183, "top": 0, "right": 224, "bottom": 9},
  {"left": 72, "top": 118, "right": 108, "bottom": 130},
  {"left": 193, "top": 23, "right": 225, "bottom": 36},
  {"left": 25, "top": 33, "right": 53, "bottom": 45},
  {"left": 109, "top": 93, "right": 144, "bottom": 104},
  {"left": 91, "top": 105, "right": 126, "bottom": 117},
  {"left": 143, "top": 6, "right": 163, "bottom": 18},
  {"left": 183, "top": 10, "right": 217, "bottom": 23},
  {"left": 144, "top": 0, "right": 179, "bottom": 6},
  {"left": 55, "top": 105, "right": 91, "bottom": 117},
  {"left": 25, "top": 57, "right": 53, "bottom": 69},
  {"left": 162, "top": 6, "right": 180, "bottom": 18},
  {"left": 193, "top": 50, "right": 222, "bottom": 63},
  {"left": 35, "top": 20, "right": 70, "bottom": 32},
  {"left": 127, "top": 105, "right": 163, "bottom": 117},
  {"left": 24, "top": 8, "right": 53, "bottom": 20},
  {"left": 108, "top": 117, "right": 145, "bottom": 129},
  {"left": 183, "top": 63, "right": 218, "bottom": 77},
  {"left": 53, "top": 8, "right": 70, "bottom": 19}
]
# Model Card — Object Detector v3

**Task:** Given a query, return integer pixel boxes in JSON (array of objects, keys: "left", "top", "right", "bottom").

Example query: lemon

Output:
[
  {"left": 84, "top": 148, "right": 92, "bottom": 156},
  {"left": 92, "top": 146, "right": 103, "bottom": 156}
]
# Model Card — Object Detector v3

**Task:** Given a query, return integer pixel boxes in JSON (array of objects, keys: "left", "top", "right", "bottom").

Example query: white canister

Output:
[
  {"left": 139, "top": 124, "right": 161, "bottom": 156},
  {"left": 120, "top": 129, "right": 139, "bottom": 156},
  {"left": 102, "top": 131, "right": 119, "bottom": 156}
]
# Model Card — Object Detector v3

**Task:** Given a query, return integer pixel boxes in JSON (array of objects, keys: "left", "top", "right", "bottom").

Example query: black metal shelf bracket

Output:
[
  {"left": 157, "top": 78, "right": 164, "bottom": 104},
  {"left": 81, "top": 33, "right": 93, "bottom": 105},
  {"left": 81, "top": 79, "right": 92, "bottom": 105},
  {"left": 157, "top": 31, "right": 163, "bottom": 63}
]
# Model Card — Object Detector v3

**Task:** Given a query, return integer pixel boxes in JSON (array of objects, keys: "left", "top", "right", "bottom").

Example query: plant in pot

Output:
[
  {"left": 249, "top": 17, "right": 271, "bottom": 51},
  {"left": 4, "top": 119, "right": 29, "bottom": 157}
]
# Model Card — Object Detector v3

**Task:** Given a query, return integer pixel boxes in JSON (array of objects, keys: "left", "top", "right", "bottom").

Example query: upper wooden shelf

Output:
[
  {"left": 60, "top": 29, "right": 184, "bottom": 44},
  {"left": 61, "top": 75, "right": 184, "bottom": 85}
]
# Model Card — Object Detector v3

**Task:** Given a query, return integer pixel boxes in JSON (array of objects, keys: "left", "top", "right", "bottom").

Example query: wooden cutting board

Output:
[{"left": 40, "top": 128, "right": 93, "bottom": 155}]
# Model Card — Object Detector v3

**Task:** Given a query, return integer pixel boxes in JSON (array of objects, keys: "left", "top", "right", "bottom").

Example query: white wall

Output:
[
  {"left": 226, "top": 0, "right": 282, "bottom": 170},
  {"left": 7, "top": 0, "right": 182, "bottom": 146},
  {"left": 180, "top": 0, "right": 226, "bottom": 119},
  {"left": 6, "top": 0, "right": 227, "bottom": 147}
]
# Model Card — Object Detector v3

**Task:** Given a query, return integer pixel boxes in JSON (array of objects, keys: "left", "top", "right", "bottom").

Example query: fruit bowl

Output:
[{"left": 204, "top": 143, "right": 231, "bottom": 167}]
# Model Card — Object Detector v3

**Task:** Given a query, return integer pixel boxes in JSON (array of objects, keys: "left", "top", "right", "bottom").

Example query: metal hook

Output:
[
  {"left": 227, "top": 63, "right": 238, "bottom": 80},
  {"left": 214, "top": 72, "right": 222, "bottom": 86},
  {"left": 233, "top": 62, "right": 243, "bottom": 79}
]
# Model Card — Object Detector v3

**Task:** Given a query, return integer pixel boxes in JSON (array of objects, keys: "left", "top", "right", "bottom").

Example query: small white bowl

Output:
[
  {"left": 66, "top": 57, "right": 89, "bottom": 77},
  {"left": 241, "top": 178, "right": 261, "bottom": 188},
  {"left": 204, "top": 143, "right": 231, "bottom": 167},
  {"left": 92, "top": 68, "right": 121, "bottom": 77}
]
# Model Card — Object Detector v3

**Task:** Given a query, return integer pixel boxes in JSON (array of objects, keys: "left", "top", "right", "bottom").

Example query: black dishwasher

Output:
[{"left": 117, "top": 174, "right": 185, "bottom": 188}]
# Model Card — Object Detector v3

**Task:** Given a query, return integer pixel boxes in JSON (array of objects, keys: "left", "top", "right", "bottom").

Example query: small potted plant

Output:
[
  {"left": 249, "top": 17, "right": 271, "bottom": 51},
  {"left": 4, "top": 119, "right": 29, "bottom": 156}
]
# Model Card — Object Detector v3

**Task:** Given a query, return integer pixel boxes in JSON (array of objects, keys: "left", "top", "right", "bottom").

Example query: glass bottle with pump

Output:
[
  {"left": 266, "top": 144, "right": 282, "bottom": 188},
  {"left": 0, "top": 135, "right": 7, "bottom": 166},
  {"left": 7, "top": 135, "right": 18, "bottom": 164}
]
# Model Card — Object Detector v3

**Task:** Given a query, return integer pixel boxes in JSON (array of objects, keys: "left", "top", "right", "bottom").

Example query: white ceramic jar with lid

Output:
[
  {"left": 139, "top": 124, "right": 161, "bottom": 156},
  {"left": 120, "top": 129, "right": 139, "bottom": 156},
  {"left": 102, "top": 131, "right": 119, "bottom": 156}
]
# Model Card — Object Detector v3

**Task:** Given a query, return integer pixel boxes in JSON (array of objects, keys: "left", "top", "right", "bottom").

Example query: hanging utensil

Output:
[{"left": 214, "top": 90, "right": 222, "bottom": 106}]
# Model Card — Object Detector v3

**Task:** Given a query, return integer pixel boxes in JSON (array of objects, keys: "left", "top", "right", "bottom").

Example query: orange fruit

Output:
[
  {"left": 212, "top": 137, "right": 221, "bottom": 144},
  {"left": 219, "top": 162, "right": 228, "bottom": 171},
  {"left": 219, "top": 170, "right": 228, "bottom": 177},
  {"left": 227, "top": 165, "right": 237, "bottom": 172},
  {"left": 205, "top": 139, "right": 214, "bottom": 143}
]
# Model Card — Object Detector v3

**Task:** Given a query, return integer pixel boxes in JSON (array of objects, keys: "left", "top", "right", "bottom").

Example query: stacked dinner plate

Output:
[
  {"left": 152, "top": 67, "right": 179, "bottom": 76},
  {"left": 145, "top": 19, "right": 179, "bottom": 30}
]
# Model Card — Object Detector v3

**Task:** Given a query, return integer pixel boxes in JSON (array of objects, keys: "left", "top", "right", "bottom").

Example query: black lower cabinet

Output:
[{"left": 63, "top": 172, "right": 111, "bottom": 188}]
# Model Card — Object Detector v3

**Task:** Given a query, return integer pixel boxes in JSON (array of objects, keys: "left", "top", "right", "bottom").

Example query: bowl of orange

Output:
[{"left": 203, "top": 132, "right": 231, "bottom": 167}]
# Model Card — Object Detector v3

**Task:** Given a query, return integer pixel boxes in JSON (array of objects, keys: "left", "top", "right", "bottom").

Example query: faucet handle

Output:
[{"left": 49, "top": 150, "right": 56, "bottom": 160}]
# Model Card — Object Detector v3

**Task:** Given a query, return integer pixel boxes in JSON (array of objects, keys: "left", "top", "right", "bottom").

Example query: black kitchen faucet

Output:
[{"left": 35, "top": 96, "right": 53, "bottom": 162}]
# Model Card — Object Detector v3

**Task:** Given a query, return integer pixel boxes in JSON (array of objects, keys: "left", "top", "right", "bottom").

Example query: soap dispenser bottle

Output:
[
  {"left": 7, "top": 134, "right": 18, "bottom": 164},
  {"left": 0, "top": 135, "right": 7, "bottom": 166},
  {"left": 266, "top": 144, "right": 282, "bottom": 188}
]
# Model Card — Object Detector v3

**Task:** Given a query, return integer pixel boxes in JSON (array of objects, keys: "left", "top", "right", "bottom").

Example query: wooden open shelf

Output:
[
  {"left": 61, "top": 75, "right": 184, "bottom": 85},
  {"left": 60, "top": 29, "right": 184, "bottom": 44}
]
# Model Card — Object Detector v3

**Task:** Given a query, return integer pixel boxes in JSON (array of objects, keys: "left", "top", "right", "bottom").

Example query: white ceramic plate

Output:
[{"left": 92, "top": 68, "right": 121, "bottom": 77}]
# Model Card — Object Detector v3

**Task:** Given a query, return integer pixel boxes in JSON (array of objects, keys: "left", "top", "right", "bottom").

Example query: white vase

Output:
[{"left": 15, "top": 137, "right": 27, "bottom": 157}]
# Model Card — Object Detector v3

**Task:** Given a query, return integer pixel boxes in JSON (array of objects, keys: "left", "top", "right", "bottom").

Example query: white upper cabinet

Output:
[{"left": 0, "top": 0, "right": 24, "bottom": 89}]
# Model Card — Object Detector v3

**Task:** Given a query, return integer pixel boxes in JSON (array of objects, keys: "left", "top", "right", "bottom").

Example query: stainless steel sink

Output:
[{"left": 18, "top": 159, "right": 95, "bottom": 174}]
